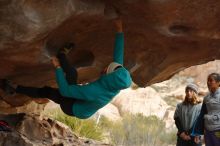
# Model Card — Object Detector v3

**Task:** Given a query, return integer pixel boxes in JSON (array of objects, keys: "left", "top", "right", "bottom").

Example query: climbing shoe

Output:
[
  {"left": 58, "top": 42, "right": 75, "bottom": 55},
  {"left": 0, "top": 79, "right": 17, "bottom": 96}
]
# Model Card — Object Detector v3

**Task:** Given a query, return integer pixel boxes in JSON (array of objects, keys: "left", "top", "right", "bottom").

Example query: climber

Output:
[{"left": 0, "top": 17, "right": 132, "bottom": 119}]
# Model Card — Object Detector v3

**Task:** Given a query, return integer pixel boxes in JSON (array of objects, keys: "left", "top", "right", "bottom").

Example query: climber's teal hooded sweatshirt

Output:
[{"left": 55, "top": 32, "right": 132, "bottom": 119}]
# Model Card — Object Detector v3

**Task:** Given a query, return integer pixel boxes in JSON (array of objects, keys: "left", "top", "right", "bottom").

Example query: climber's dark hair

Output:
[{"left": 208, "top": 73, "right": 220, "bottom": 86}]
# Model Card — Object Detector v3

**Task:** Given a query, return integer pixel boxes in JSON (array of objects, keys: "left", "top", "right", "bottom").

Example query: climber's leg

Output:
[
  {"left": 17, "top": 85, "right": 76, "bottom": 116},
  {"left": 16, "top": 85, "right": 63, "bottom": 104}
]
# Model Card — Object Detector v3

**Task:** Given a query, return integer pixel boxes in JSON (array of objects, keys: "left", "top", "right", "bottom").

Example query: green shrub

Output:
[
  {"left": 160, "top": 128, "right": 177, "bottom": 145},
  {"left": 44, "top": 109, "right": 176, "bottom": 145},
  {"left": 99, "top": 113, "right": 176, "bottom": 146},
  {"left": 44, "top": 109, "right": 104, "bottom": 141}
]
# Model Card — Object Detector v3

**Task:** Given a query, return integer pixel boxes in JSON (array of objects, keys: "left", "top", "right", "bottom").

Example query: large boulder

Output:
[
  {"left": 112, "top": 88, "right": 169, "bottom": 119},
  {"left": 1, "top": 0, "right": 220, "bottom": 112},
  {"left": 1, "top": 0, "right": 220, "bottom": 86}
]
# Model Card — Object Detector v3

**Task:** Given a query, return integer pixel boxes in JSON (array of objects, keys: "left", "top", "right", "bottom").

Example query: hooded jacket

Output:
[
  {"left": 55, "top": 32, "right": 132, "bottom": 119},
  {"left": 203, "top": 88, "right": 220, "bottom": 131},
  {"left": 192, "top": 88, "right": 220, "bottom": 135}
]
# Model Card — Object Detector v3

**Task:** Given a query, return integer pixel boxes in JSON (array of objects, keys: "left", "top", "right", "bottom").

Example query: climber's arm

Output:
[
  {"left": 113, "top": 18, "right": 124, "bottom": 65},
  {"left": 52, "top": 57, "right": 76, "bottom": 97}
]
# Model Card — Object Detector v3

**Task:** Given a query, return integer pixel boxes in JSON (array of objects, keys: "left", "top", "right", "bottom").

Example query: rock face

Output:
[
  {"left": 0, "top": 114, "right": 110, "bottom": 146},
  {"left": 113, "top": 88, "right": 169, "bottom": 119},
  {"left": 1, "top": 0, "right": 220, "bottom": 118},
  {"left": 179, "top": 60, "right": 220, "bottom": 89},
  {"left": 1, "top": 0, "right": 220, "bottom": 87}
]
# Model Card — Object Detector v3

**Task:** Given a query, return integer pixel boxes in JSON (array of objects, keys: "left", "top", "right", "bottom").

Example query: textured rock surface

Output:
[
  {"left": 0, "top": 114, "right": 110, "bottom": 146},
  {"left": 113, "top": 88, "right": 169, "bottom": 118},
  {"left": 1, "top": 1, "right": 220, "bottom": 109},
  {"left": 179, "top": 60, "right": 220, "bottom": 88}
]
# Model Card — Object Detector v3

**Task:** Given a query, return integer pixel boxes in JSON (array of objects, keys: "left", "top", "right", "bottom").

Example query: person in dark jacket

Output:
[
  {"left": 174, "top": 83, "right": 202, "bottom": 146},
  {"left": 192, "top": 73, "right": 220, "bottom": 146},
  {"left": 0, "top": 17, "right": 132, "bottom": 119}
]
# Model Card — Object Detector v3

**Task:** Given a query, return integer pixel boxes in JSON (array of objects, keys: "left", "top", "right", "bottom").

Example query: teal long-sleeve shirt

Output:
[{"left": 55, "top": 32, "right": 132, "bottom": 119}]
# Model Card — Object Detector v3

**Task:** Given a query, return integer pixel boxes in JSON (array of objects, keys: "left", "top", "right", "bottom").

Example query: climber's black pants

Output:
[{"left": 16, "top": 53, "right": 78, "bottom": 116}]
